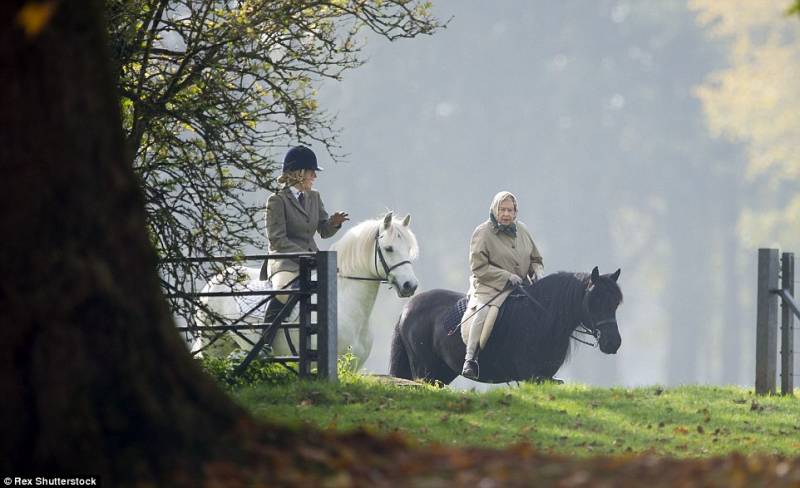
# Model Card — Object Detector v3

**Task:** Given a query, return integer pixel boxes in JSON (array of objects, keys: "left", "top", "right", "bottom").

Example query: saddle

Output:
[{"left": 443, "top": 288, "right": 545, "bottom": 347}]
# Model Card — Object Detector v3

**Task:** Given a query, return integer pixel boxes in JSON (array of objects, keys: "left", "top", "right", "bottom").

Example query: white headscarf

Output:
[
  {"left": 488, "top": 191, "right": 518, "bottom": 236},
  {"left": 489, "top": 191, "right": 518, "bottom": 220}
]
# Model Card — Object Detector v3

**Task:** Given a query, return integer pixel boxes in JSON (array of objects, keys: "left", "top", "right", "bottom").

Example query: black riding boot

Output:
[
  {"left": 461, "top": 350, "right": 480, "bottom": 380},
  {"left": 263, "top": 298, "right": 284, "bottom": 326},
  {"left": 257, "top": 299, "right": 285, "bottom": 356}
]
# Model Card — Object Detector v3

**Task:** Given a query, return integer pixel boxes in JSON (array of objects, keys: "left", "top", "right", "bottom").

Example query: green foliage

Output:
[
  {"left": 691, "top": 0, "right": 800, "bottom": 248},
  {"left": 198, "top": 355, "right": 295, "bottom": 389},
  {"left": 234, "top": 379, "right": 800, "bottom": 458},
  {"left": 199, "top": 350, "right": 367, "bottom": 389},
  {"left": 336, "top": 350, "right": 361, "bottom": 380},
  {"left": 106, "top": 0, "right": 443, "bottom": 322}
]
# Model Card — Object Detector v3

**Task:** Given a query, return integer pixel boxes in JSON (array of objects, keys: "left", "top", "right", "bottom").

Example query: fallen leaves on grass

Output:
[{"left": 190, "top": 418, "right": 800, "bottom": 487}]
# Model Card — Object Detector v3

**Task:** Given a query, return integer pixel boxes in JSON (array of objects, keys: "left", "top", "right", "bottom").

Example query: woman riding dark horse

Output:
[
  {"left": 389, "top": 267, "right": 622, "bottom": 385},
  {"left": 461, "top": 190, "right": 544, "bottom": 380}
]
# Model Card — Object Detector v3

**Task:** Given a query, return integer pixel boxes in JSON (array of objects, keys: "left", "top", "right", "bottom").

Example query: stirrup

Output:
[
  {"left": 462, "top": 359, "right": 479, "bottom": 380},
  {"left": 258, "top": 344, "right": 273, "bottom": 358}
]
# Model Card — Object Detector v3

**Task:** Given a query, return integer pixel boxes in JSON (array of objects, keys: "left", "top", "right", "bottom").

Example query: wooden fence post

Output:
[
  {"left": 298, "top": 256, "right": 313, "bottom": 378},
  {"left": 781, "top": 252, "right": 794, "bottom": 395},
  {"left": 755, "top": 248, "right": 780, "bottom": 395},
  {"left": 316, "top": 251, "right": 338, "bottom": 382}
]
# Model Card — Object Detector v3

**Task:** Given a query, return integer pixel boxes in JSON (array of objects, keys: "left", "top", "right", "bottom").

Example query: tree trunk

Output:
[
  {"left": 665, "top": 175, "right": 712, "bottom": 386},
  {"left": 717, "top": 178, "right": 744, "bottom": 385},
  {"left": 0, "top": 1, "right": 254, "bottom": 483}
]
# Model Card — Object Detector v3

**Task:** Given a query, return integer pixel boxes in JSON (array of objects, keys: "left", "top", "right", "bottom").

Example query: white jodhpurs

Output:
[
  {"left": 464, "top": 304, "right": 500, "bottom": 361},
  {"left": 270, "top": 270, "right": 298, "bottom": 304}
]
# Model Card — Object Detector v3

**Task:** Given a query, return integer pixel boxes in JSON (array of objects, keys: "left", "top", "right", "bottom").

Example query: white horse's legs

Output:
[
  {"left": 335, "top": 278, "right": 380, "bottom": 367},
  {"left": 268, "top": 278, "right": 379, "bottom": 367}
]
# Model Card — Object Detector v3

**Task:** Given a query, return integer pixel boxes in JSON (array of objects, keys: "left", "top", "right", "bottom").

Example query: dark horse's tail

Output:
[{"left": 389, "top": 318, "right": 412, "bottom": 379}]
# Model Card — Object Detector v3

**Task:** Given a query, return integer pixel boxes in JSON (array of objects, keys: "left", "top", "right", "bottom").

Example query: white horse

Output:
[{"left": 192, "top": 212, "right": 419, "bottom": 367}]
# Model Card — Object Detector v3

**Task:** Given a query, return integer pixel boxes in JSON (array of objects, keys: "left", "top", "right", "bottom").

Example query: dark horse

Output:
[{"left": 389, "top": 267, "right": 623, "bottom": 384}]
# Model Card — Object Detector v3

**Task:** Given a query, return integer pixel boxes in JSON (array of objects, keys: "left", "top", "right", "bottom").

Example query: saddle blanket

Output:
[
  {"left": 443, "top": 296, "right": 469, "bottom": 334},
  {"left": 443, "top": 293, "right": 522, "bottom": 348},
  {"left": 442, "top": 296, "right": 479, "bottom": 345}
]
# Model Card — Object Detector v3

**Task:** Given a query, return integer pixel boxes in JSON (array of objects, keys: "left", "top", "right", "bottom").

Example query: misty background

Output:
[{"left": 239, "top": 0, "right": 797, "bottom": 388}]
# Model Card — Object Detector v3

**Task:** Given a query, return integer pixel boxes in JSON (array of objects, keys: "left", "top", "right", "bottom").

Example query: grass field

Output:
[{"left": 230, "top": 371, "right": 800, "bottom": 458}]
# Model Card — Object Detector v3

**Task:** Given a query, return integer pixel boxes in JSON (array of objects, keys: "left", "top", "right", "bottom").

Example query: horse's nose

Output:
[
  {"left": 402, "top": 281, "right": 417, "bottom": 295},
  {"left": 602, "top": 335, "right": 621, "bottom": 354}
]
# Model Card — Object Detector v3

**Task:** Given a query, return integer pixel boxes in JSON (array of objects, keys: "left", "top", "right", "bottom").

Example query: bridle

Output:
[
  {"left": 338, "top": 229, "right": 412, "bottom": 284},
  {"left": 573, "top": 287, "right": 618, "bottom": 347}
]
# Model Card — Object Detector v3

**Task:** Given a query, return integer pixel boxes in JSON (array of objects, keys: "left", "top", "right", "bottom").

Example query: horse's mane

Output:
[
  {"left": 330, "top": 213, "right": 419, "bottom": 276},
  {"left": 518, "top": 272, "right": 589, "bottom": 333},
  {"left": 495, "top": 272, "right": 593, "bottom": 368}
]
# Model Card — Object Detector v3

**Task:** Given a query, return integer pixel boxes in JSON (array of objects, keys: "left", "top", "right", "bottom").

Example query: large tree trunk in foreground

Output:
[
  {"left": 0, "top": 1, "right": 250, "bottom": 483},
  {"left": 0, "top": 3, "right": 420, "bottom": 485}
]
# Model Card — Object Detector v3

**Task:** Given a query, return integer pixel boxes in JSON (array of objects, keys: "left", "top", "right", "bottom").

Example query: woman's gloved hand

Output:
[
  {"left": 507, "top": 274, "right": 523, "bottom": 288},
  {"left": 330, "top": 211, "right": 350, "bottom": 227}
]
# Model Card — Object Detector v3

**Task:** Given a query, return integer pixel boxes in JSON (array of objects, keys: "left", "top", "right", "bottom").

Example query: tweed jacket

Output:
[
  {"left": 262, "top": 187, "right": 341, "bottom": 278},
  {"left": 466, "top": 220, "right": 543, "bottom": 308}
]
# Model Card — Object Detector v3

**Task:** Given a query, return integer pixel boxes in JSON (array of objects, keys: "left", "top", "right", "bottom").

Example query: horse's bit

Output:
[{"left": 338, "top": 229, "right": 412, "bottom": 284}]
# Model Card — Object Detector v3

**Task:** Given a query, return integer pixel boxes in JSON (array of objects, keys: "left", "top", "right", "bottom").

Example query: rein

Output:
[
  {"left": 515, "top": 281, "right": 615, "bottom": 348},
  {"left": 571, "top": 326, "right": 599, "bottom": 347},
  {"left": 512, "top": 283, "right": 593, "bottom": 346},
  {"left": 338, "top": 228, "right": 412, "bottom": 284},
  {"left": 572, "top": 318, "right": 616, "bottom": 347}
]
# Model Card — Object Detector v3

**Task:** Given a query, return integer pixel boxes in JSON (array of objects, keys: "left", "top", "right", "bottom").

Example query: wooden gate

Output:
[{"left": 161, "top": 251, "right": 337, "bottom": 381}]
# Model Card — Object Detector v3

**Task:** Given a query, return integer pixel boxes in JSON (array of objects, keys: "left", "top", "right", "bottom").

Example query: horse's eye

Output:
[{"left": 385, "top": 246, "right": 394, "bottom": 253}]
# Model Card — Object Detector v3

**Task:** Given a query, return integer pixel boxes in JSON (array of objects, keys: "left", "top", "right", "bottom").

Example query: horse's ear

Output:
[
  {"left": 591, "top": 266, "right": 600, "bottom": 284},
  {"left": 383, "top": 212, "right": 393, "bottom": 229},
  {"left": 402, "top": 214, "right": 411, "bottom": 226},
  {"left": 611, "top": 268, "right": 621, "bottom": 282}
]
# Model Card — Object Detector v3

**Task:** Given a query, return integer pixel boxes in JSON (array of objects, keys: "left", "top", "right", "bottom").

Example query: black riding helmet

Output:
[{"left": 283, "top": 145, "right": 324, "bottom": 172}]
